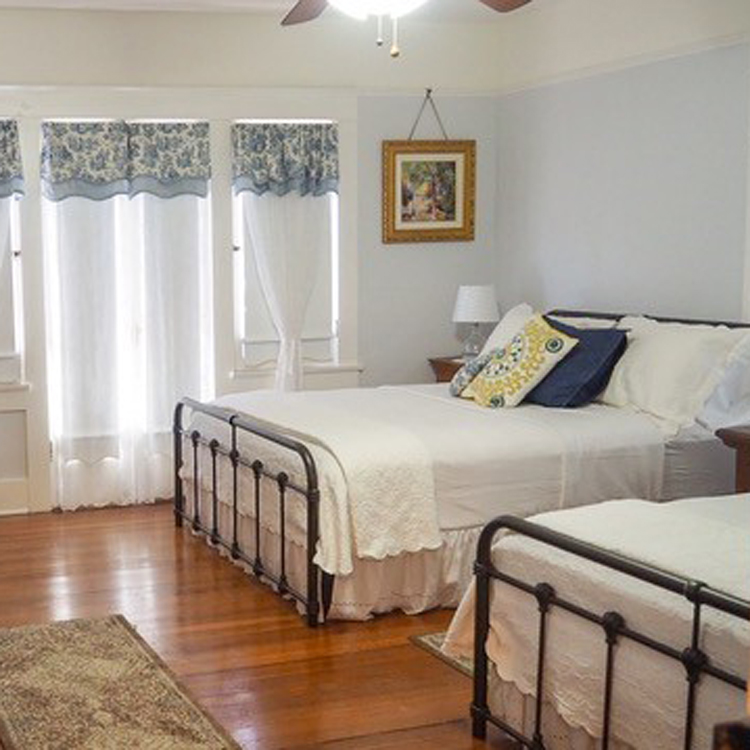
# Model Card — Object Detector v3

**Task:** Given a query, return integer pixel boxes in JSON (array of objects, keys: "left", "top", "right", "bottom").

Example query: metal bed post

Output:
[
  {"left": 251, "top": 460, "right": 263, "bottom": 578},
  {"left": 471, "top": 532, "right": 492, "bottom": 740},
  {"left": 682, "top": 582, "right": 708, "bottom": 750},
  {"left": 305, "top": 481, "right": 322, "bottom": 627},
  {"left": 191, "top": 431, "right": 201, "bottom": 532},
  {"left": 531, "top": 582, "right": 554, "bottom": 749},
  {"left": 601, "top": 610, "right": 624, "bottom": 749},
  {"left": 229, "top": 416, "right": 240, "bottom": 560},
  {"left": 172, "top": 401, "right": 185, "bottom": 528},
  {"left": 209, "top": 439, "right": 220, "bottom": 545}
]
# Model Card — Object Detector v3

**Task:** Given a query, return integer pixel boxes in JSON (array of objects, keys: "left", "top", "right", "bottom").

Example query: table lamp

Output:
[{"left": 452, "top": 285, "right": 500, "bottom": 360}]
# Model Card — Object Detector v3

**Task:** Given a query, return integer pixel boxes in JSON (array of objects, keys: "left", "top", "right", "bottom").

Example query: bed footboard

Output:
[
  {"left": 173, "top": 397, "right": 335, "bottom": 627},
  {"left": 471, "top": 516, "right": 749, "bottom": 749}
]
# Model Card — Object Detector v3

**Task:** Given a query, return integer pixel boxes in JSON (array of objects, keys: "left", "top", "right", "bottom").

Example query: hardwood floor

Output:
[{"left": 0, "top": 503, "right": 512, "bottom": 749}]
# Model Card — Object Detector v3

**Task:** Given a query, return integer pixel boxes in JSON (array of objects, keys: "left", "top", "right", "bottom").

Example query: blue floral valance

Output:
[
  {"left": 41, "top": 121, "right": 129, "bottom": 202},
  {"left": 41, "top": 120, "right": 211, "bottom": 202},
  {"left": 129, "top": 122, "right": 210, "bottom": 199},
  {"left": 0, "top": 121, "right": 24, "bottom": 199},
  {"left": 232, "top": 122, "right": 339, "bottom": 197}
]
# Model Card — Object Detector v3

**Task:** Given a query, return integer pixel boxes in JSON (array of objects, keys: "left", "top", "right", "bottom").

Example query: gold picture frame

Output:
[{"left": 382, "top": 139, "right": 476, "bottom": 244}]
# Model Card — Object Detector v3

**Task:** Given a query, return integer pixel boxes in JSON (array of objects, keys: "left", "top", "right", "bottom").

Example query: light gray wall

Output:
[
  {"left": 357, "top": 95, "right": 498, "bottom": 386},
  {"left": 492, "top": 44, "right": 750, "bottom": 320}
]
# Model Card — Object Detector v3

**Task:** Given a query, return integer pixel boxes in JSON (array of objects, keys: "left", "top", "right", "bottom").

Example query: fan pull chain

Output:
[
  {"left": 376, "top": 15, "right": 384, "bottom": 46},
  {"left": 390, "top": 16, "right": 400, "bottom": 57}
]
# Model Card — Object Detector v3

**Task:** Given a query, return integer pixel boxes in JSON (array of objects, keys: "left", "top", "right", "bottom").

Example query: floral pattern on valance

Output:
[
  {"left": 0, "top": 120, "right": 24, "bottom": 199},
  {"left": 41, "top": 120, "right": 211, "bottom": 202},
  {"left": 232, "top": 122, "right": 339, "bottom": 197},
  {"left": 42, "top": 121, "right": 129, "bottom": 202},
  {"left": 128, "top": 122, "right": 210, "bottom": 198}
]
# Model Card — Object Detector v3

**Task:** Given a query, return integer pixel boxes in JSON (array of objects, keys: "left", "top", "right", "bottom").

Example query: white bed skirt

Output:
[
  {"left": 183, "top": 479, "right": 480, "bottom": 620},
  {"left": 488, "top": 672, "right": 634, "bottom": 750}
]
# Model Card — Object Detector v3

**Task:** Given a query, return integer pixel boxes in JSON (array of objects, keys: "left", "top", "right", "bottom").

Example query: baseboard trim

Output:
[{"left": 0, "top": 478, "right": 29, "bottom": 515}]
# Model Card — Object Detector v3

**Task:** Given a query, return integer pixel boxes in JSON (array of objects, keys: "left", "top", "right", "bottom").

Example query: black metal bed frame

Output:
[
  {"left": 173, "top": 397, "right": 335, "bottom": 627},
  {"left": 471, "top": 515, "right": 750, "bottom": 749}
]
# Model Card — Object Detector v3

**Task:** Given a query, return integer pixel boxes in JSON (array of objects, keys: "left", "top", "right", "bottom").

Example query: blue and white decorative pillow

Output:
[
  {"left": 449, "top": 350, "right": 494, "bottom": 397},
  {"left": 460, "top": 314, "right": 578, "bottom": 408}
]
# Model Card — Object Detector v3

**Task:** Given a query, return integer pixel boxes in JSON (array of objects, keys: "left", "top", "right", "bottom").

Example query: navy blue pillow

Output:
[{"left": 525, "top": 318, "right": 627, "bottom": 408}]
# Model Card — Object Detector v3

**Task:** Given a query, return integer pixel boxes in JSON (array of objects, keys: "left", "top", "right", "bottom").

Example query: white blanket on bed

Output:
[
  {"left": 212, "top": 388, "right": 443, "bottom": 564},
  {"left": 444, "top": 495, "right": 750, "bottom": 749},
  {"left": 190, "top": 384, "right": 666, "bottom": 576}
]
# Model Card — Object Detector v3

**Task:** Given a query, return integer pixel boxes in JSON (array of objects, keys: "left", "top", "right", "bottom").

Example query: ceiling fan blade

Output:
[
  {"left": 478, "top": 0, "right": 532, "bottom": 12},
  {"left": 281, "top": 0, "right": 328, "bottom": 25}
]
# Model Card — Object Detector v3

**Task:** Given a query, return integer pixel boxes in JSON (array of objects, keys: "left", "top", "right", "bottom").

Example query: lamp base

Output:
[{"left": 462, "top": 323, "right": 484, "bottom": 361}]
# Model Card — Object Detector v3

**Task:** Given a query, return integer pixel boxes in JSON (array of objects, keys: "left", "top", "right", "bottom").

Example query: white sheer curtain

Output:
[
  {"left": 136, "top": 193, "right": 213, "bottom": 498},
  {"left": 0, "top": 120, "right": 23, "bottom": 383},
  {"left": 45, "top": 196, "right": 124, "bottom": 506},
  {"left": 0, "top": 197, "right": 15, "bottom": 358},
  {"left": 241, "top": 191, "right": 332, "bottom": 390},
  {"left": 42, "top": 121, "right": 213, "bottom": 509},
  {"left": 232, "top": 122, "right": 339, "bottom": 391}
]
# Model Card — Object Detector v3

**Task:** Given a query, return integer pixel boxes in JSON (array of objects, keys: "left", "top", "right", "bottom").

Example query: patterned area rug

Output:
[
  {"left": 0, "top": 615, "right": 239, "bottom": 750},
  {"left": 410, "top": 631, "right": 473, "bottom": 677}
]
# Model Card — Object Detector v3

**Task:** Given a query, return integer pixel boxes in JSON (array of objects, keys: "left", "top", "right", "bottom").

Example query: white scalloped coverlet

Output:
[
  {"left": 208, "top": 387, "right": 442, "bottom": 571},
  {"left": 192, "top": 385, "right": 666, "bottom": 577},
  {"left": 444, "top": 495, "right": 750, "bottom": 749}
]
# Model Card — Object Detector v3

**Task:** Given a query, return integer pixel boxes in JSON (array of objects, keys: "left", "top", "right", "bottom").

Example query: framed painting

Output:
[{"left": 382, "top": 139, "right": 476, "bottom": 243}]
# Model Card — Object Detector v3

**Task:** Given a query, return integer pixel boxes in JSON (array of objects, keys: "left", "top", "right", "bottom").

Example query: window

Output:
[
  {"left": 41, "top": 120, "right": 213, "bottom": 508},
  {"left": 233, "top": 192, "right": 339, "bottom": 367},
  {"left": 231, "top": 120, "right": 340, "bottom": 376}
]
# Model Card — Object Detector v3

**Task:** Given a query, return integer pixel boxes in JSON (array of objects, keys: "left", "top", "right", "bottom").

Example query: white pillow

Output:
[
  {"left": 601, "top": 316, "right": 747, "bottom": 427},
  {"left": 480, "top": 302, "right": 533, "bottom": 356},
  {"left": 698, "top": 331, "right": 750, "bottom": 430}
]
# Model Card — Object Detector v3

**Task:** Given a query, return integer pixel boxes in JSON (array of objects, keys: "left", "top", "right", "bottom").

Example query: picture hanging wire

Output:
[{"left": 408, "top": 88, "right": 450, "bottom": 141}]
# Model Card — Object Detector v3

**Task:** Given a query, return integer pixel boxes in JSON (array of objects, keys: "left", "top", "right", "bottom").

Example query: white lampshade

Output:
[{"left": 452, "top": 285, "right": 499, "bottom": 324}]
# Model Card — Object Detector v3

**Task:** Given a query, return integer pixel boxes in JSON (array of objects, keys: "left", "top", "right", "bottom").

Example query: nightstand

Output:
[
  {"left": 714, "top": 718, "right": 750, "bottom": 749},
  {"left": 428, "top": 356, "right": 463, "bottom": 383},
  {"left": 716, "top": 425, "right": 750, "bottom": 493}
]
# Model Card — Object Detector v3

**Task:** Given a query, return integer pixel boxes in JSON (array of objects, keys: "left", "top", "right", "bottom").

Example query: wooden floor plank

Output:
[{"left": 0, "top": 503, "right": 513, "bottom": 749}]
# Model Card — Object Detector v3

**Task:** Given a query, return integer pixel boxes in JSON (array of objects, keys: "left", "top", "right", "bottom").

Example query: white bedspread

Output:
[
  {"left": 444, "top": 495, "right": 750, "bottom": 749},
  {"left": 212, "top": 387, "right": 442, "bottom": 564},
  {"left": 188, "top": 384, "right": 666, "bottom": 576}
]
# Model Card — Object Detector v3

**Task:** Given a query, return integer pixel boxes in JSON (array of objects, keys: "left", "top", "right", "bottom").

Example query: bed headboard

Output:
[{"left": 548, "top": 309, "right": 750, "bottom": 329}]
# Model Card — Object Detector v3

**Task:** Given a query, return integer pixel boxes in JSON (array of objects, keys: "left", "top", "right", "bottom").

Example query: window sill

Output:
[
  {"left": 231, "top": 361, "right": 363, "bottom": 380},
  {"left": 0, "top": 381, "right": 30, "bottom": 393}
]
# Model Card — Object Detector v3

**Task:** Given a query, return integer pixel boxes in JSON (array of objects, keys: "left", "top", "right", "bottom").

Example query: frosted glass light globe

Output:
[{"left": 328, "top": 0, "right": 429, "bottom": 19}]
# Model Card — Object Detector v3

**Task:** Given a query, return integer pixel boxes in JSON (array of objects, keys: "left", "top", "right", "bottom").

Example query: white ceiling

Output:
[{"left": 0, "top": 0, "right": 520, "bottom": 20}]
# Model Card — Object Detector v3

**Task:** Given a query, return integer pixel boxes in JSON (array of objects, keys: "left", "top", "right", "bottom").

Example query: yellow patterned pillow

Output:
[{"left": 463, "top": 314, "right": 578, "bottom": 408}]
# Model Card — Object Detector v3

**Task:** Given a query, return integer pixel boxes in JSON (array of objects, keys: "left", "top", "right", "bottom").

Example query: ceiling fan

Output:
[
  {"left": 282, "top": 0, "right": 532, "bottom": 25},
  {"left": 281, "top": 0, "right": 533, "bottom": 56}
]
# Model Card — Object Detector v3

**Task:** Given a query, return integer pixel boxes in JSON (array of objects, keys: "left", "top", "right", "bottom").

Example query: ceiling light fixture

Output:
[
  {"left": 281, "top": 0, "right": 533, "bottom": 58},
  {"left": 327, "top": 0, "right": 429, "bottom": 57}
]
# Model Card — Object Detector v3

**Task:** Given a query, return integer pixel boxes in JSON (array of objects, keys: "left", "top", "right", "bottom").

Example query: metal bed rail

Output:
[
  {"left": 471, "top": 515, "right": 749, "bottom": 749},
  {"left": 173, "top": 397, "right": 335, "bottom": 627}
]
